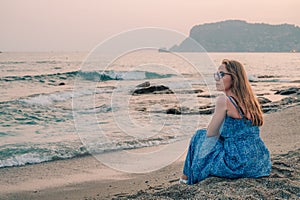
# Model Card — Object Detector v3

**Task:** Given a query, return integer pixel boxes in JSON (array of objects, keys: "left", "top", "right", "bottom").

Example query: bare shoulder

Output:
[
  {"left": 215, "top": 95, "right": 227, "bottom": 111},
  {"left": 215, "top": 95, "right": 227, "bottom": 106}
]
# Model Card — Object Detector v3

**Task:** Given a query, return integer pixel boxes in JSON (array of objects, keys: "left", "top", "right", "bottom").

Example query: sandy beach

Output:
[
  {"left": 1, "top": 0, "right": 300, "bottom": 199},
  {"left": 1, "top": 104, "right": 300, "bottom": 200}
]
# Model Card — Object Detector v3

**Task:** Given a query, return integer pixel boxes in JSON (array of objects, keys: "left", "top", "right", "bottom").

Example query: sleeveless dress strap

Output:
[{"left": 227, "top": 96, "right": 244, "bottom": 118}]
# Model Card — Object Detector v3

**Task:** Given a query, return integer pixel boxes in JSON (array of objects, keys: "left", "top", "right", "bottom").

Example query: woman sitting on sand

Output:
[{"left": 180, "top": 59, "right": 272, "bottom": 185}]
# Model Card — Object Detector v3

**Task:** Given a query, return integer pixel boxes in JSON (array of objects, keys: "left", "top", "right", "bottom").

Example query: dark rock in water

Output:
[
  {"left": 58, "top": 82, "right": 65, "bottom": 86},
  {"left": 136, "top": 107, "right": 147, "bottom": 112},
  {"left": 261, "top": 105, "right": 279, "bottom": 113},
  {"left": 278, "top": 97, "right": 300, "bottom": 105},
  {"left": 199, "top": 104, "right": 215, "bottom": 110},
  {"left": 197, "top": 94, "right": 217, "bottom": 98},
  {"left": 256, "top": 93, "right": 271, "bottom": 96},
  {"left": 164, "top": 106, "right": 215, "bottom": 115},
  {"left": 132, "top": 85, "right": 173, "bottom": 95},
  {"left": 180, "top": 106, "right": 190, "bottom": 113},
  {"left": 198, "top": 107, "right": 214, "bottom": 114},
  {"left": 136, "top": 81, "right": 150, "bottom": 88},
  {"left": 257, "top": 75, "right": 279, "bottom": 78},
  {"left": 275, "top": 87, "right": 299, "bottom": 95},
  {"left": 166, "top": 108, "right": 181, "bottom": 115},
  {"left": 258, "top": 97, "right": 272, "bottom": 104},
  {"left": 261, "top": 97, "right": 300, "bottom": 113},
  {"left": 193, "top": 89, "right": 204, "bottom": 93},
  {"left": 178, "top": 89, "right": 204, "bottom": 94},
  {"left": 152, "top": 90, "right": 174, "bottom": 94}
]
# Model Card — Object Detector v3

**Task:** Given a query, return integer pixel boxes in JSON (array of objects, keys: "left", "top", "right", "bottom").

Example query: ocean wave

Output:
[
  {"left": 0, "top": 143, "right": 89, "bottom": 168},
  {"left": 0, "top": 70, "right": 175, "bottom": 82},
  {"left": 0, "top": 132, "right": 9, "bottom": 137},
  {"left": 0, "top": 71, "right": 78, "bottom": 82},
  {"left": 0, "top": 135, "right": 185, "bottom": 168},
  {"left": 18, "top": 91, "right": 77, "bottom": 106},
  {"left": 0, "top": 100, "right": 72, "bottom": 126},
  {"left": 77, "top": 70, "right": 175, "bottom": 81},
  {"left": 17, "top": 87, "right": 111, "bottom": 106}
]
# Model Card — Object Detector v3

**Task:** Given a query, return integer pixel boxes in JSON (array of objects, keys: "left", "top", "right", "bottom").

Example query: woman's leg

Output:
[
  {"left": 182, "top": 135, "right": 195, "bottom": 180},
  {"left": 181, "top": 129, "right": 207, "bottom": 183}
]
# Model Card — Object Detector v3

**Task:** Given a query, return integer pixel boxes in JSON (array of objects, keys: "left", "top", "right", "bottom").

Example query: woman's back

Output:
[
  {"left": 226, "top": 95, "right": 251, "bottom": 120},
  {"left": 221, "top": 96, "right": 258, "bottom": 138},
  {"left": 218, "top": 112, "right": 271, "bottom": 178}
]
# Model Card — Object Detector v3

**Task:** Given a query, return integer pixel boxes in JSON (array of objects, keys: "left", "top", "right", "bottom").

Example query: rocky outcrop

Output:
[
  {"left": 258, "top": 97, "right": 272, "bottom": 104},
  {"left": 170, "top": 20, "right": 300, "bottom": 52},
  {"left": 275, "top": 87, "right": 300, "bottom": 95},
  {"left": 132, "top": 85, "right": 174, "bottom": 95},
  {"left": 197, "top": 94, "right": 217, "bottom": 98},
  {"left": 166, "top": 108, "right": 181, "bottom": 115},
  {"left": 136, "top": 81, "right": 150, "bottom": 88},
  {"left": 261, "top": 96, "right": 300, "bottom": 113},
  {"left": 133, "top": 83, "right": 300, "bottom": 115}
]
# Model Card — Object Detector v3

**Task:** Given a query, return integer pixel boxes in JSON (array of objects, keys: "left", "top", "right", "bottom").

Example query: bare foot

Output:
[{"left": 181, "top": 174, "right": 188, "bottom": 180}]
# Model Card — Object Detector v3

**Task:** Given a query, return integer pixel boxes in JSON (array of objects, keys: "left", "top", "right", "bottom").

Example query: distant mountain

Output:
[{"left": 170, "top": 20, "right": 300, "bottom": 52}]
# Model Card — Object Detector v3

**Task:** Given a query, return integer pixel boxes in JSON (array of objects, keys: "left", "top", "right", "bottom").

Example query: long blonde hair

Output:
[{"left": 222, "top": 59, "right": 263, "bottom": 126}]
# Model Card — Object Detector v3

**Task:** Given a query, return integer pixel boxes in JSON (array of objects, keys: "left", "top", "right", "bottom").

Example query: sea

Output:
[{"left": 0, "top": 51, "right": 299, "bottom": 168}]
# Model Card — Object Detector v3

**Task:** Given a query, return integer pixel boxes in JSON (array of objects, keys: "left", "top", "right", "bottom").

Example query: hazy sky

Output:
[{"left": 1, "top": 0, "right": 299, "bottom": 52}]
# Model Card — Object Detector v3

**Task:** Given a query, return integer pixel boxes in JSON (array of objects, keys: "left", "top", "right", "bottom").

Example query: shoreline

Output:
[{"left": 1, "top": 105, "right": 300, "bottom": 199}]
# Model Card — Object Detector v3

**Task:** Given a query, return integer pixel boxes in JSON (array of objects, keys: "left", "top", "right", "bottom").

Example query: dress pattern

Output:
[{"left": 183, "top": 96, "right": 272, "bottom": 185}]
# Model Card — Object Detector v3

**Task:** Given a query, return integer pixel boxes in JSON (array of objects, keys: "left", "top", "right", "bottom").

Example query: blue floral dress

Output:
[{"left": 183, "top": 96, "right": 272, "bottom": 185}]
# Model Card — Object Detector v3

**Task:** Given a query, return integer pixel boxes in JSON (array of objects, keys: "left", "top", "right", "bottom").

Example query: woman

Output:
[{"left": 180, "top": 59, "right": 272, "bottom": 185}]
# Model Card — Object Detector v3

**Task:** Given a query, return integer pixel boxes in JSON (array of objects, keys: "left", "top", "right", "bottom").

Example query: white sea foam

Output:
[
  {"left": 0, "top": 152, "right": 51, "bottom": 168},
  {"left": 19, "top": 89, "right": 98, "bottom": 106},
  {"left": 20, "top": 92, "right": 73, "bottom": 106}
]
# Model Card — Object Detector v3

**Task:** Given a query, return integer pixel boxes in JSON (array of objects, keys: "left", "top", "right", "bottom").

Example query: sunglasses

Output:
[{"left": 214, "top": 71, "right": 231, "bottom": 81}]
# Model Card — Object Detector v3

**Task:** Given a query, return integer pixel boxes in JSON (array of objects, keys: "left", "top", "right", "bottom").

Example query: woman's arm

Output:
[{"left": 206, "top": 95, "right": 227, "bottom": 137}]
